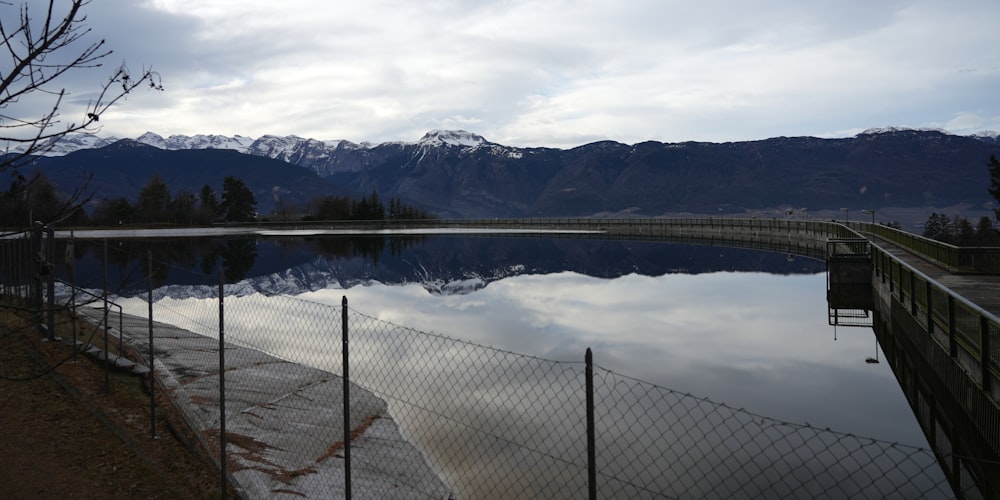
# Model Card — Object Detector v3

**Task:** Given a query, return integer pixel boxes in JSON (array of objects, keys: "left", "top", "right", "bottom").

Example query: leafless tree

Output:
[{"left": 0, "top": 0, "right": 161, "bottom": 225}]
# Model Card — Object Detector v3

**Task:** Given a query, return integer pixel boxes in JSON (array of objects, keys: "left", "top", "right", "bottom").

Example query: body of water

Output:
[{"left": 88, "top": 234, "right": 943, "bottom": 497}]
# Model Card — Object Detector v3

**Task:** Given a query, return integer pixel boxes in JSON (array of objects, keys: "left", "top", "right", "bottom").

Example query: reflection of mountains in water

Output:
[{"left": 70, "top": 236, "right": 826, "bottom": 299}]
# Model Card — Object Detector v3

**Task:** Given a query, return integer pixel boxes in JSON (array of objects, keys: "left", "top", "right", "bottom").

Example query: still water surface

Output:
[
  {"left": 91, "top": 235, "right": 937, "bottom": 496},
  {"left": 84, "top": 235, "right": 928, "bottom": 445}
]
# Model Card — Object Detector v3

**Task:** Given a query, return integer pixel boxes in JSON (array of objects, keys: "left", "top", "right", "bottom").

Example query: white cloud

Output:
[{"left": 19, "top": 0, "right": 1000, "bottom": 147}]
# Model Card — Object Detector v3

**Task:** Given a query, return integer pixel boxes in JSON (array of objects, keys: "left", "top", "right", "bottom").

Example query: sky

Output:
[{"left": 12, "top": 0, "right": 1000, "bottom": 148}]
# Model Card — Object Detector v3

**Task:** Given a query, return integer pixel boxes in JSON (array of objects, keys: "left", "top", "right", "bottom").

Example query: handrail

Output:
[
  {"left": 50, "top": 217, "right": 1000, "bottom": 274},
  {"left": 871, "top": 239, "right": 999, "bottom": 393},
  {"left": 57, "top": 278, "right": 124, "bottom": 348},
  {"left": 852, "top": 221, "right": 1000, "bottom": 274}
]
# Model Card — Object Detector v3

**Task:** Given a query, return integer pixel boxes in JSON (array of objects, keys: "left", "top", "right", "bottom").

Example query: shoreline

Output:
[{"left": 78, "top": 307, "right": 452, "bottom": 499}]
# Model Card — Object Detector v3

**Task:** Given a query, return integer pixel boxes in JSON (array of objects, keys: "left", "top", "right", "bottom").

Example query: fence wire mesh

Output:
[
  {"left": 1, "top": 230, "right": 978, "bottom": 499},
  {"left": 592, "top": 369, "right": 949, "bottom": 499},
  {"left": 106, "top": 291, "right": 958, "bottom": 499}
]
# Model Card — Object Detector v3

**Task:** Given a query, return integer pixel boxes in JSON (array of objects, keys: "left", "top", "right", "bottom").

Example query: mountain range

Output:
[{"left": 24, "top": 127, "right": 1000, "bottom": 220}]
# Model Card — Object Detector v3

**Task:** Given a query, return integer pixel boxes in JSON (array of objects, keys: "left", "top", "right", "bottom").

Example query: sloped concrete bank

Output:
[{"left": 79, "top": 309, "right": 453, "bottom": 499}]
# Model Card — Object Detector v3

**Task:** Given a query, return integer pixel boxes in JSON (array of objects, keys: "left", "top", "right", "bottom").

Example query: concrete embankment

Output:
[{"left": 79, "top": 309, "right": 452, "bottom": 499}]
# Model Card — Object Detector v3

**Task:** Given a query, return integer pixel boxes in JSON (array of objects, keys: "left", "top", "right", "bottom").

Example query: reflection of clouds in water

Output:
[
  {"left": 117, "top": 270, "right": 920, "bottom": 444},
  {"left": 112, "top": 270, "right": 938, "bottom": 497},
  {"left": 300, "top": 270, "right": 921, "bottom": 444}
]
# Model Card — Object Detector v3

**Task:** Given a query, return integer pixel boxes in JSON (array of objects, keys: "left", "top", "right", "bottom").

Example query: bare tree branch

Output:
[
  {"left": 0, "top": 0, "right": 162, "bottom": 172},
  {"left": 0, "top": 0, "right": 161, "bottom": 228}
]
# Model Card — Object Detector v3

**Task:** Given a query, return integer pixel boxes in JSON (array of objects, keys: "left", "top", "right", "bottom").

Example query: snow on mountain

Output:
[
  {"left": 970, "top": 130, "right": 1000, "bottom": 144},
  {"left": 858, "top": 127, "right": 1000, "bottom": 144},
  {"left": 245, "top": 134, "right": 356, "bottom": 162},
  {"left": 857, "top": 126, "right": 951, "bottom": 136},
  {"left": 416, "top": 129, "right": 489, "bottom": 147},
  {"left": 134, "top": 255, "right": 505, "bottom": 301},
  {"left": 245, "top": 134, "right": 310, "bottom": 161},
  {"left": 858, "top": 126, "right": 914, "bottom": 135},
  {"left": 26, "top": 128, "right": 998, "bottom": 172},
  {"left": 10, "top": 132, "right": 118, "bottom": 156},
  {"left": 136, "top": 132, "right": 256, "bottom": 152}
]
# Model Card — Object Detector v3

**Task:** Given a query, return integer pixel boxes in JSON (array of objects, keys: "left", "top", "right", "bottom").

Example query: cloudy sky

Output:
[{"left": 20, "top": 0, "right": 1000, "bottom": 148}]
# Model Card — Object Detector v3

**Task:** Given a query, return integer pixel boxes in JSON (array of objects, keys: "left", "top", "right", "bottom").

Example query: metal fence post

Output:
[
  {"left": 925, "top": 280, "right": 933, "bottom": 335},
  {"left": 948, "top": 296, "right": 958, "bottom": 357},
  {"left": 45, "top": 226, "right": 55, "bottom": 341},
  {"left": 67, "top": 237, "right": 77, "bottom": 362},
  {"left": 148, "top": 250, "right": 156, "bottom": 439},
  {"left": 32, "top": 223, "right": 42, "bottom": 326},
  {"left": 103, "top": 239, "right": 110, "bottom": 392},
  {"left": 342, "top": 295, "right": 351, "bottom": 499},
  {"left": 586, "top": 348, "right": 596, "bottom": 500},
  {"left": 218, "top": 270, "right": 227, "bottom": 499},
  {"left": 981, "top": 315, "right": 991, "bottom": 392}
]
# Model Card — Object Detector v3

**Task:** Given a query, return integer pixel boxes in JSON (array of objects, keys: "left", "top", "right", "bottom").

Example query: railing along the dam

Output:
[
  {"left": 250, "top": 217, "right": 869, "bottom": 262},
  {"left": 262, "top": 216, "right": 1000, "bottom": 273},
  {"left": 872, "top": 241, "right": 1000, "bottom": 400},
  {"left": 254, "top": 216, "right": 861, "bottom": 244},
  {"left": 851, "top": 221, "right": 1000, "bottom": 274}
]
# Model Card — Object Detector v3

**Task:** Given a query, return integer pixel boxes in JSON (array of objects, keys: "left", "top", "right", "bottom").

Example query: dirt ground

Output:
[{"left": 0, "top": 305, "right": 233, "bottom": 499}]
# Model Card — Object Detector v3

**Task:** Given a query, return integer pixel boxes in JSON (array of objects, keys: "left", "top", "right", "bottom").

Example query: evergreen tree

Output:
[
  {"left": 922, "top": 212, "right": 952, "bottom": 242},
  {"left": 136, "top": 175, "right": 172, "bottom": 223},
  {"left": 990, "top": 154, "right": 1000, "bottom": 220},
  {"left": 91, "top": 197, "right": 135, "bottom": 226},
  {"left": 954, "top": 216, "right": 976, "bottom": 246},
  {"left": 976, "top": 216, "right": 1000, "bottom": 245},
  {"left": 170, "top": 191, "right": 198, "bottom": 225},
  {"left": 311, "top": 195, "right": 351, "bottom": 220},
  {"left": 389, "top": 197, "right": 401, "bottom": 220},
  {"left": 199, "top": 184, "right": 221, "bottom": 223},
  {"left": 198, "top": 184, "right": 220, "bottom": 217},
  {"left": 368, "top": 191, "right": 385, "bottom": 220},
  {"left": 21, "top": 174, "right": 66, "bottom": 225},
  {"left": 305, "top": 193, "right": 435, "bottom": 221},
  {"left": 220, "top": 176, "right": 257, "bottom": 222}
]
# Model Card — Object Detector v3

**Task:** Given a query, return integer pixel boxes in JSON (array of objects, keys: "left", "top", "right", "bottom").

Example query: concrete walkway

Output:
[
  {"left": 78, "top": 308, "right": 453, "bottom": 499},
  {"left": 862, "top": 233, "right": 1000, "bottom": 318}
]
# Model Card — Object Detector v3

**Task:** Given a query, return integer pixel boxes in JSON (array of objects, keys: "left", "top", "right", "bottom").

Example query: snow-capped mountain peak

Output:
[
  {"left": 857, "top": 126, "right": 954, "bottom": 136},
  {"left": 417, "top": 129, "right": 488, "bottom": 147},
  {"left": 136, "top": 131, "right": 255, "bottom": 153},
  {"left": 13, "top": 132, "right": 119, "bottom": 156}
]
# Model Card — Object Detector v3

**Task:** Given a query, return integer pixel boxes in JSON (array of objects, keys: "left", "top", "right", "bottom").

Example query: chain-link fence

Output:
[
  {"left": 0, "top": 226, "right": 984, "bottom": 498},
  {"left": 98, "top": 288, "right": 957, "bottom": 499}
]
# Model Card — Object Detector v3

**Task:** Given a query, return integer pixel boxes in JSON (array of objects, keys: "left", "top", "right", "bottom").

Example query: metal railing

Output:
[
  {"left": 853, "top": 221, "right": 1000, "bottom": 274},
  {"left": 51, "top": 216, "right": 1000, "bottom": 274},
  {"left": 872, "top": 241, "right": 1000, "bottom": 449}
]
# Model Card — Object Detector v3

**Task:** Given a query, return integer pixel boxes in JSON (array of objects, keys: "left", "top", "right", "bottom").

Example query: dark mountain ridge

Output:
[
  {"left": 26, "top": 129, "right": 1000, "bottom": 219},
  {"left": 29, "top": 140, "right": 344, "bottom": 214}
]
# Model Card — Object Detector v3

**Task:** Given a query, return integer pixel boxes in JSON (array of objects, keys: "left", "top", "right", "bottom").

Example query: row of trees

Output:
[
  {"left": 1, "top": 171, "right": 436, "bottom": 228},
  {"left": 304, "top": 191, "right": 436, "bottom": 221},
  {"left": 922, "top": 213, "right": 1000, "bottom": 246},
  {"left": 88, "top": 175, "right": 257, "bottom": 226},
  {"left": 0, "top": 173, "right": 84, "bottom": 226},
  {"left": 922, "top": 154, "right": 1000, "bottom": 246}
]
